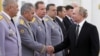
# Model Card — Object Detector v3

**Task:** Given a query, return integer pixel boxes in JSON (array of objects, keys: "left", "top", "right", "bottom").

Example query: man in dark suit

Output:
[
  {"left": 47, "top": 6, "right": 99, "bottom": 56},
  {"left": 55, "top": 6, "right": 68, "bottom": 56},
  {"left": 56, "top": 6, "right": 66, "bottom": 39},
  {"left": 63, "top": 5, "right": 74, "bottom": 31}
]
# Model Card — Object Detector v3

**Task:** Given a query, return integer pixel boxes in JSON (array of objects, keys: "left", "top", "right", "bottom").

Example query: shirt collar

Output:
[
  {"left": 2, "top": 11, "right": 11, "bottom": 20},
  {"left": 66, "top": 15, "right": 72, "bottom": 20},
  {"left": 46, "top": 15, "right": 54, "bottom": 21},
  {"left": 56, "top": 16, "right": 63, "bottom": 22},
  {"left": 21, "top": 16, "right": 31, "bottom": 23},
  {"left": 77, "top": 19, "right": 86, "bottom": 27},
  {"left": 34, "top": 14, "right": 44, "bottom": 21}
]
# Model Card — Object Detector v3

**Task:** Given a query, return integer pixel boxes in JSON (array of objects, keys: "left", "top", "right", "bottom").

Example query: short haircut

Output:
[
  {"left": 35, "top": 1, "right": 44, "bottom": 9},
  {"left": 78, "top": 7, "right": 87, "bottom": 18},
  {"left": 3, "top": 0, "right": 17, "bottom": 8},
  {"left": 21, "top": 3, "right": 34, "bottom": 15},
  {"left": 57, "top": 6, "right": 65, "bottom": 15},
  {"left": 46, "top": 4, "right": 55, "bottom": 11},
  {"left": 65, "top": 5, "right": 74, "bottom": 10}
]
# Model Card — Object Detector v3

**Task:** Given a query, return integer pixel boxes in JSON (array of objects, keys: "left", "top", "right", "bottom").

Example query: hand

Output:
[{"left": 46, "top": 46, "right": 54, "bottom": 54}]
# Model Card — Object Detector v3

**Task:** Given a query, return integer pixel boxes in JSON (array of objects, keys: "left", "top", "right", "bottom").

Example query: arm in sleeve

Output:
[
  {"left": 54, "top": 31, "right": 70, "bottom": 53},
  {"left": 90, "top": 26, "right": 99, "bottom": 56},
  {"left": 0, "top": 22, "right": 5, "bottom": 56}
]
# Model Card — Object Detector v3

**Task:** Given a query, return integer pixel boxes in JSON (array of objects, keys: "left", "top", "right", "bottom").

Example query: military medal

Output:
[
  {"left": 38, "top": 26, "right": 42, "bottom": 31},
  {"left": 9, "top": 27, "right": 15, "bottom": 36}
]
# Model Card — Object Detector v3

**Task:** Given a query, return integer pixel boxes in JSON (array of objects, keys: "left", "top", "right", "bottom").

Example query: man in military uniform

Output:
[
  {"left": 44, "top": 4, "right": 64, "bottom": 56},
  {"left": 18, "top": 3, "right": 50, "bottom": 56},
  {"left": 31, "top": 1, "right": 52, "bottom": 56},
  {"left": 0, "top": 0, "right": 21, "bottom": 56}
]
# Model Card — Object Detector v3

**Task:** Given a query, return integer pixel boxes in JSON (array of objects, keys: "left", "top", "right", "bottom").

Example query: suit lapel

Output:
[
  {"left": 65, "top": 16, "right": 72, "bottom": 24},
  {"left": 56, "top": 18, "right": 63, "bottom": 28}
]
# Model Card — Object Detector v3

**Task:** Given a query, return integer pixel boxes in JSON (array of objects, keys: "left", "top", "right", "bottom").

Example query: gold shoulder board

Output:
[
  {"left": 19, "top": 19, "right": 24, "bottom": 25},
  {"left": 44, "top": 18, "right": 49, "bottom": 21},
  {"left": 31, "top": 17, "right": 35, "bottom": 23}
]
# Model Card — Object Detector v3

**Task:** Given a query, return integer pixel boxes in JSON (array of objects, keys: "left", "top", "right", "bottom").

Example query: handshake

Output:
[{"left": 46, "top": 46, "right": 54, "bottom": 54}]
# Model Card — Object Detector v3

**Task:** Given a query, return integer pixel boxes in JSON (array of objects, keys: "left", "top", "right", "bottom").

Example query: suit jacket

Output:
[
  {"left": 0, "top": 12, "right": 22, "bottom": 56},
  {"left": 44, "top": 15, "right": 64, "bottom": 56},
  {"left": 63, "top": 16, "right": 73, "bottom": 31},
  {"left": 55, "top": 17, "right": 69, "bottom": 56},
  {"left": 55, "top": 17, "right": 67, "bottom": 39},
  {"left": 54, "top": 21, "right": 99, "bottom": 56},
  {"left": 31, "top": 15, "right": 52, "bottom": 56},
  {"left": 17, "top": 16, "right": 46, "bottom": 56}
]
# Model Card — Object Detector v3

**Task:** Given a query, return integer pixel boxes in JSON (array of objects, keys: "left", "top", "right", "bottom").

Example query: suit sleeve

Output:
[
  {"left": 90, "top": 26, "right": 99, "bottom": 56},
  {"left": 18, "top": 25, "right": 46, "bottom": 53},
  {"left": 54, "top": 31, "right": 70, "bottom": 53},
  {"left": 0, "top": 22, "right": 5, "bottom": 56}
]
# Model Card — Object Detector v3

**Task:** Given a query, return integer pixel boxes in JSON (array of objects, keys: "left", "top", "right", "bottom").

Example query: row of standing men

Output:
[
  {"left": 17, "top": 1, "right": 73, "bottom": 56},
  {"left": 0, "top": 0, "right": 99, "bottom": 56}
]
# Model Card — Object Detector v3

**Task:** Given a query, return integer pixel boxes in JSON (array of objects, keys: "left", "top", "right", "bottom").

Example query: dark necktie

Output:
[
  {"left": 76, "top": 24, "right": 80, "bottom": 43},
  {"left": 11, "top": 19, "right": 15, "bottom": 25},
  {"left": 42, "top": 20, "right": 45, "bottom": 27},
  {"left": 70, "top": 19, "right": 74, "bottom": 24},
  {"left": 62, "top": 20, "right": 66, "bottom": 29},
  {"left": 53, "top": 19, "right": 56, "bottom": 23}
]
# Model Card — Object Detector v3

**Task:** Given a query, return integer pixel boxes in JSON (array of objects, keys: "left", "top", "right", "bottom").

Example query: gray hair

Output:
[
  {"left": 78, "top": 7, "right": 88, "bottom": 18},
  {"left": 21, "top": 3, "right": 34, "bottom": 15},
  {"left": 3, "top": 0, "right": 17, "bottom": 8}
]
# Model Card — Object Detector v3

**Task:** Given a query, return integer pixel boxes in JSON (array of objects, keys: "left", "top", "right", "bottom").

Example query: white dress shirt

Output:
[{"left": 77, "top": 19, "right": 86, "bottom": 35}]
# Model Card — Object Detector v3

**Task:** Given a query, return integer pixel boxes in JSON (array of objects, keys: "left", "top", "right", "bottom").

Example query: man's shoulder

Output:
[
  {"left": 85, "top": 22, "right": 96, "bottom": 27},
  {"left": 19, "top": 18, "right": 25, "bottom": 25},
  {"left": 84, "top": 21, "right": 97, "bottom": 30},
  {"left": 0, "top": 15, "right": 3, "bottom": 21}
]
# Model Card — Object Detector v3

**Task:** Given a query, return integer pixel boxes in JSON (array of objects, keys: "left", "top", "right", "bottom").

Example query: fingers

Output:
[{"left": 46, "top": 46, "right": 54, "bottom": 54}]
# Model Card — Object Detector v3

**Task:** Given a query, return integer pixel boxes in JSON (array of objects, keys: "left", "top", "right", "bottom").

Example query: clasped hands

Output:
[{"left": 46, "top": 46, "right": 54, "bottom": 54}]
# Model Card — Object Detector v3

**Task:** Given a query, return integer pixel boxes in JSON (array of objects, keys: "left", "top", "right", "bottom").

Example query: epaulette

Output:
[
  {"left": 0, "top": 15, "right": 3, "bottom": 21},
  {"left": 44, "top": 18, "right": 49, "bottom": 22},
  {"left": 19, "top": 19, "right": 24, "bottom": 25},
  {"left": 31, "top": 17, "right": 35, "bottom": 23}
]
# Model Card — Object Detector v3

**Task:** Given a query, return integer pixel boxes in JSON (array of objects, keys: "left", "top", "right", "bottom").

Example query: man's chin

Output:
[{"left": 12, "top": 15, "right": 17, "bottom": 18}]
